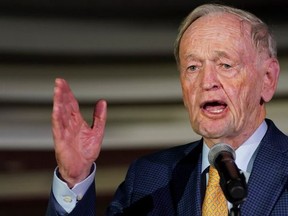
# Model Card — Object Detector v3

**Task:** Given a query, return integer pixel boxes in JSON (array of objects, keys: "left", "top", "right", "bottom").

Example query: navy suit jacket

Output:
[{"left": 46, "top": 119, "right": 288, "bottom": 215}]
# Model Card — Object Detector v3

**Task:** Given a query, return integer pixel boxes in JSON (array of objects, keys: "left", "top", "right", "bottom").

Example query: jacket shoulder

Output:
[{"left": 135, "top": 140, "right": 202, "bottom": 166}]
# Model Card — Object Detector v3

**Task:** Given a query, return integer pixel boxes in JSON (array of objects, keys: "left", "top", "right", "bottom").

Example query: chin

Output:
[{"left": 196, "top": 124, "right": 230, "bottom": 139}]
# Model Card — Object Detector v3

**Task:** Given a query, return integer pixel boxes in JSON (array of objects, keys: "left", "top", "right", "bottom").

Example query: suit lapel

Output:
[
  {"left": 241, "top": 120, "right": 288, "bottom": 215},
  {"left": 170, "top": 140, "right": 203, "bottom": 216}
]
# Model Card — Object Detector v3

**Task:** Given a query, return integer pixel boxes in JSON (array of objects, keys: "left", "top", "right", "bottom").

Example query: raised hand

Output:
[{"left": 52, "top": 78, "right": 107, "bottom": 188}]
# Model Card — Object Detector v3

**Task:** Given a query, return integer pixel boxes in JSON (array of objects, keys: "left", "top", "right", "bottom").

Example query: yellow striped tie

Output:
[{"left": 202, "top": 166, "right": 228, "bottom": 216}]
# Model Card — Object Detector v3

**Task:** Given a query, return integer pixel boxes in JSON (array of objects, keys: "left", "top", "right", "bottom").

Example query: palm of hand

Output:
[{"left": 52, "top": 79, "right": 107, "bottom": 187}]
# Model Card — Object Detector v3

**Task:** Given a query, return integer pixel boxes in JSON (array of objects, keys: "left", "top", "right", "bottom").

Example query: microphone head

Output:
[{"left": 208, "top": 143, "right": 236, "bottom": 167}]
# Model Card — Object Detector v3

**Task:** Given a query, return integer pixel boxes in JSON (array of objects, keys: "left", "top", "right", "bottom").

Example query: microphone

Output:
[{"left": 208, "top": 143, "right": 247, "bottom": 205}]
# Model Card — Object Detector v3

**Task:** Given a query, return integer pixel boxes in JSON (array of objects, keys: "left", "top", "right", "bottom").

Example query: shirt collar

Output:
[{"left": 201, "top": 120, "right": 268, "bottom": 173}]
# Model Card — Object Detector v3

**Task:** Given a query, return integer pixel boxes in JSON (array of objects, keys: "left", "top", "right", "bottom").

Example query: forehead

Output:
[{"left": 180, "top": 12, "right": 253, "bottom": 56}]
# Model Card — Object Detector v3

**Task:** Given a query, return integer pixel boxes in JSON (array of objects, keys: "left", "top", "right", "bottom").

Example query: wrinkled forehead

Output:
[
  {"left": 180, "top": 12, "right": 254, "bottom": 53},
  {"left": 187, "top": 12, "right": 252, "bottom": 39}
]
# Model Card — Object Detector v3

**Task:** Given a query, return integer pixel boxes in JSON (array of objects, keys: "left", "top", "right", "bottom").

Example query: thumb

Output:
[{"left": 91, "top": 99, "right": 107, "bottom": 137}]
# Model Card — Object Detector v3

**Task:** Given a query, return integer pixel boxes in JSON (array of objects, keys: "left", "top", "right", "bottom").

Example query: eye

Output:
[
  {"left": 217, "top": 62, "right": 239, "bottom": 78},
  {"left": 222, "top": 63, "right": 232, "bottom": 69},
  {"left": 187, "top": 65, "right": 198, "bottom": 72}
]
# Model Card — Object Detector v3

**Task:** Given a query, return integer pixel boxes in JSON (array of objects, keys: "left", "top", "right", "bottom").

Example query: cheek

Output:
[
  {"left": 226, "top": 79, "right": 258, "bottom": 113},
  {"left": 222, "top": 78, "right": 247, "bottom": 111},
  {"left": 180, "top": 77, "right": 197, "bottom": 107},
  {"left": 240, "top": 72, "right": 262, "bottom": 102}
]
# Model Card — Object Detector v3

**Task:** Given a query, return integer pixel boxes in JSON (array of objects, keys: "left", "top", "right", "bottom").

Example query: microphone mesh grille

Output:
[{"left": 208, "top": 143, "right": 236, "bottom": 167}]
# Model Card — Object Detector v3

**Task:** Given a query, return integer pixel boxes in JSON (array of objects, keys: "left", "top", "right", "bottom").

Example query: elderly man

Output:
[{"left": 46, "top": 3, "right": 287, "bottom": 216}]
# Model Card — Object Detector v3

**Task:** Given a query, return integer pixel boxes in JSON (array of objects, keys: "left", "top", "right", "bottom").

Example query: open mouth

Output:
[{"left": 201, "top": 101, "right": 227, "bottom": 114}]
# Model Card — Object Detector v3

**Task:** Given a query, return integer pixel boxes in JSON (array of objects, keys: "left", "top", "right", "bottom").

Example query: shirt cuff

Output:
[{"left": 52, "top": 163, "right": 96, "bottom": 214}]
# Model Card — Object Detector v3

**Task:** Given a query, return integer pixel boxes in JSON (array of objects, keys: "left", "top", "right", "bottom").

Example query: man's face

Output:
[{"left": 179, "top": 13, "right": 268, "bottom": 147}]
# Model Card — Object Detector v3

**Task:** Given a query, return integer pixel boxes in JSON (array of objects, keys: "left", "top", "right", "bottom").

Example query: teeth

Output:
[
  {"left": 208, "top": 108, "right": 225, "bottom": 113},
  {"left": 204, "top": 103, "right": 226, "bottom": 113}
]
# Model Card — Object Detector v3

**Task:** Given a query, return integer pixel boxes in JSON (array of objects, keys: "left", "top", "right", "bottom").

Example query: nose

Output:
[{"left": 200, "top": 63, "right": 220, "bottom": 90}]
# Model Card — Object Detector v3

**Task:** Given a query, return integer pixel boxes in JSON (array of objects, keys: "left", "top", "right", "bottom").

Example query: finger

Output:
[
  {"left": 56, "top": 79, "right": 82, "bottom": 129},
  {"left": 61, "top": 79, "right": 80, "bottom": 113},
  {"left": 91, "top": 99, "right": 107, "bottom": 142},
  {"left": 52, "top": 78, "right": 66, "bottom": 140},
  {"left": 54, "top": 78, "right": 72, "bottom": 130},
  {"left": 52, "top": 78, "right": 79, "bottom": 138},
  {"left": 59, "top": 80, "right": 83, "bottom": 132}
]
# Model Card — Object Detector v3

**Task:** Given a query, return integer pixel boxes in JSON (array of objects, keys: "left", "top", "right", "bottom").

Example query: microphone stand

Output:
[
  {"left": 217, "top": 163, "right": 247, "bottom": 216},
  {"left": 229, "top": 204, "right": 241, "bottom": 216},
  {"left": 209, "top": 144, "right": 248, "bottom": 216}
]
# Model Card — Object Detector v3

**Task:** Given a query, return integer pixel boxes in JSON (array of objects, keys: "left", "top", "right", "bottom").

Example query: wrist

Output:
[{"left": 57, "top": 166, "right": 93, "bottom": 188}]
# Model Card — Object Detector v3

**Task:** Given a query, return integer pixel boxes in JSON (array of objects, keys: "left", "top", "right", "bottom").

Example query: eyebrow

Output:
[
  {"left": 183, "top": 49, "right": 239, "bottom": 64},
  {"left": 185, "top": 51, "right": 231, "bottom": 61},
  {"left": 185, "top": 53, "right": 199, "bottom": 60},
  {"left": 214, "top": 51, "right": 231, "bottom": 59}
]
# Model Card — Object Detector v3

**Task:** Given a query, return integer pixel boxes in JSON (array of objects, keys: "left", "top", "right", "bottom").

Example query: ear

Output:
[{"left": 261, "top": 58, "right": 280, "bottom": 103}]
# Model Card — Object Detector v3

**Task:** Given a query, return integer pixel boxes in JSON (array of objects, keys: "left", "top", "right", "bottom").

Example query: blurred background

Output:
[{"left": 0, "top": 0, "right": 287, "bottom": 215}]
